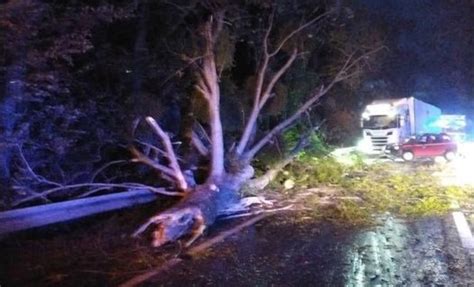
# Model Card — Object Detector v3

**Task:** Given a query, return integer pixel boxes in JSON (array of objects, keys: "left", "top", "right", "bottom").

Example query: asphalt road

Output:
[
  {"left": 345, "top": 214, "right": 474, "bottom": 286},
  {"left": 141, "top": 214, "right": 474, "bottom": 286}
]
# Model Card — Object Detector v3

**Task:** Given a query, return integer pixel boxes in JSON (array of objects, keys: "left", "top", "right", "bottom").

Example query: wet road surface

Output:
[
  {"left": 144, "top": 214, "right": 474, "bottom": 287},
  {"left": 1, "top": 210, "right": 473, "bottom": 286}
]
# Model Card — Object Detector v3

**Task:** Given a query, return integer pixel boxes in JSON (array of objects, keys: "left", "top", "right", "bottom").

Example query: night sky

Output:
[{"left": 358, "top": 0, "right": 474, "bottom": 113}]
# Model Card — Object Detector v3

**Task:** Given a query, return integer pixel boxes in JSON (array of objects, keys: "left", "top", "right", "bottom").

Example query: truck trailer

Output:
[
  {"left": 437, "top": 114, "right": 466, "bottom": 142},
  {"left": 358, "top": 97, "right": 441, "bottom": 153}
]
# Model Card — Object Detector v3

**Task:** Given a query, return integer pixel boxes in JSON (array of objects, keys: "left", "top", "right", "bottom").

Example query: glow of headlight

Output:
[
  {"left": 438, "top": 142, "right": 474, "bottom": 186},
  {"left": 357, "top": 138, "right": 372, "bottom": 153}
]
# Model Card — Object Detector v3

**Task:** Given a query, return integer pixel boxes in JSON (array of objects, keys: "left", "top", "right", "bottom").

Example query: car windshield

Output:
[{"left": 362, "top": 115, "right": 398, "bottom": 129}]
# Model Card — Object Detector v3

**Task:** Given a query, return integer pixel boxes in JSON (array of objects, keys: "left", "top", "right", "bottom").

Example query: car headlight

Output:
[{"left": 393, "top": 145, "right": 400, "bottom": 150}]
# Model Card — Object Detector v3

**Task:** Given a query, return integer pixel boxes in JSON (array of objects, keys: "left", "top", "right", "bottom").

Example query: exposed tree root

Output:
[
  {"left": 132, "top": 185, "right": 274, "bottom": 248},
  {"left": 132, "top": 183, "right": 221, "bottom": 247}
]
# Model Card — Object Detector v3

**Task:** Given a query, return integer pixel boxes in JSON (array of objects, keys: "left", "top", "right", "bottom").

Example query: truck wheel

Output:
[
  {"left": 444, "top": 151, "right": 455, "bottom": 161},
  {"left": 402, "top": 151, "right": 414, "bottom": 161}
]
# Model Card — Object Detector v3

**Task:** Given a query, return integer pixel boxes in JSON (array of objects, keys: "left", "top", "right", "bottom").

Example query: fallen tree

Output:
[{"left": 130, "top": 5, "right": 382, "bottom": 248}]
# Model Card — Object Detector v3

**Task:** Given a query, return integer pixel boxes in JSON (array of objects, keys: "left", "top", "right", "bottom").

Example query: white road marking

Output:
[{"left": 452, "top": 211, "right": 474, "bottom": 252}]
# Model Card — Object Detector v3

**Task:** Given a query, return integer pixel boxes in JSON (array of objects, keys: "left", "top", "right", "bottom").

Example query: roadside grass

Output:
[{"left": 273, "top": 152, "right": 473, "bottom": 225}]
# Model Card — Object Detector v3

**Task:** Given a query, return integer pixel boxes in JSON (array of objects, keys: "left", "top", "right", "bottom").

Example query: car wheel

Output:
[
  {"left": 444, "top": 150, "right": 456, "bottom": 161},
  {"left": 402, "top": 151, "right": 414, "bottom": 161}
]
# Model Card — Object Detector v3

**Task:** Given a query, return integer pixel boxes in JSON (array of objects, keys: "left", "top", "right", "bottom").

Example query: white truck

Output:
[{"left": 358, "top": 97, "right": 442, "bottom": 154}]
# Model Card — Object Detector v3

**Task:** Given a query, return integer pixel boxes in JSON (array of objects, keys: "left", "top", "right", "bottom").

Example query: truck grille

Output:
[{"left": 371, "top": 136, "right": 388, "bottom": 151}]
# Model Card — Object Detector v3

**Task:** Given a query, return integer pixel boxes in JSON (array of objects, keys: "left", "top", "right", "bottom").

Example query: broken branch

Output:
[
  {"left": 145, "top": 117, "right": 189, "bottom": 190},
  {"left": 191, "top": 131, "right": 209, "bottom": 156},
  {"left": 130, "top": 147, "right": 176, "bottom": 178},
  {"left": 259, "top": 48, "right": 298, "bottom": 109}
]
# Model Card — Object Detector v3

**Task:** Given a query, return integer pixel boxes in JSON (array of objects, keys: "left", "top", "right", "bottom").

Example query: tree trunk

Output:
[{"left": 132, "top": 165, "right": 254, "bottom": 247}]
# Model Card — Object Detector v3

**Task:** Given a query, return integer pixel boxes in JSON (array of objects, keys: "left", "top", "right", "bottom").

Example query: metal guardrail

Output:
[{"left": 0, "top": 190, "right": 158, "bottom": 236}]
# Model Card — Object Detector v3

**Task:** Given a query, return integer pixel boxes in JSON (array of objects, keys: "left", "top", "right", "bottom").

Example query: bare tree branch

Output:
[
  {"left": 244, "top": 47, "right": 382, "bottom": 159},
  {"left": 133, "top": 139, "right": 168, "bottom": 159},
  {"left": 268, "top": 10, "right": 333, "bottom": 57},
  {"left": 245, "top": 121, "right": 325, "bottom": 191},
  {"left": 12, "top": 183, "right": 184, "bottom": 207},
  {"left": 259, "top": 48, "right": 298, "bottom": 109},
  {"left": 195, "top": 120, "right": 211, "bottom": 144},
  {"left": 235, "top": 10, "right": 333, "bottom": 155},
  {"left": 211, "top": 10, "right": 225, "bottom": 44},
  {"left": 235, "top": 48, "right": 298, "bottom": 155},
  {"left": 194, "top": 83, "right": 209, "bottom": 99},
  {"left": 191, "top": 131, "right": 209, "bottom": 156},
  {"left": 145, "top": 117, "right": 189, "bottom": 190},
  {"left": 160, "top": 55, "right": 204, "bottom": 88},
  {"left": 335, "top": 46, "right": 385, "bottom": 81},
  {"left": 16, "top": 145, "right": 63, "bottom": 187},
  {"left": 191, "top": 15, "right": 226, "bottom": 181},
  {"left": 12, "top": 144, "right": 184, "bottom": 207},
  {"left": 234, "top": 10, "right": 274, "bottom": 155},
  {"left": 90, "top": 160, "right": 128, "bottom": 182},
  {"left": 235, "top": 56, "right": 269, "bottom": 155},
  {"left": 262, "top": 8, "right": 274, "bottom": 56},
  {"left": 244, "top": 87, "right": 325, "bottom": 160},
  {"left": 130, "top": 147, "right": 173, "bottom": 172}
]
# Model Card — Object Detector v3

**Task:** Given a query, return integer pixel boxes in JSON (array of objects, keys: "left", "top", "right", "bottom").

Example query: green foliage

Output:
[
  {"left": 347, "top": 151, "right": 367, "bottom": 170},
  {"left": 275, "top": 155, "right": 344, "bottom": 192},
  {"left": 310, "top": 156, "right": 345, "bottom": 184},
  {"left": 344, "top": 163, "right": 471, "bottom": 220},
  {"left": 330, "top": 200, "right": 372, "bottom": 226},
  {"left": 282, "top": 128, "right": 331, "bottom": 156},
  {"left": 347, "top": 166, "right": 458, "bottom": 217},
  {"left": 276, "top": 156, "right": 473, "bottom": 225}
]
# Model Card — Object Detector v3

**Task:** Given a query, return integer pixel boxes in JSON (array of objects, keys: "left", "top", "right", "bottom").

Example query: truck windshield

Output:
[{"left": 362, "top": 115, "right": 398, "bottom": 129}]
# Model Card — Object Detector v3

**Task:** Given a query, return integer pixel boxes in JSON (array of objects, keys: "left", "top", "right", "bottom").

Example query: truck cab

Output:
[{"left": 358, "top": 101, "right": 409, "bottom": 154}]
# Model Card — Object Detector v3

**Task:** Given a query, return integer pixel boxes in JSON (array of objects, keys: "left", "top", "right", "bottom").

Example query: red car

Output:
[{"left": 385, "top": 133, "right": 457, "bottom": 161}]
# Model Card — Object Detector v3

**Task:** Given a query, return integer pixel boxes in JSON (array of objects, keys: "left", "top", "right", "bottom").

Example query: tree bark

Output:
[
  {"left": 132, "top": 156, "right": 255, "bottom": 247},
  {"left": 133, "top": 178, "right": 244, "bottom": 248}
]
